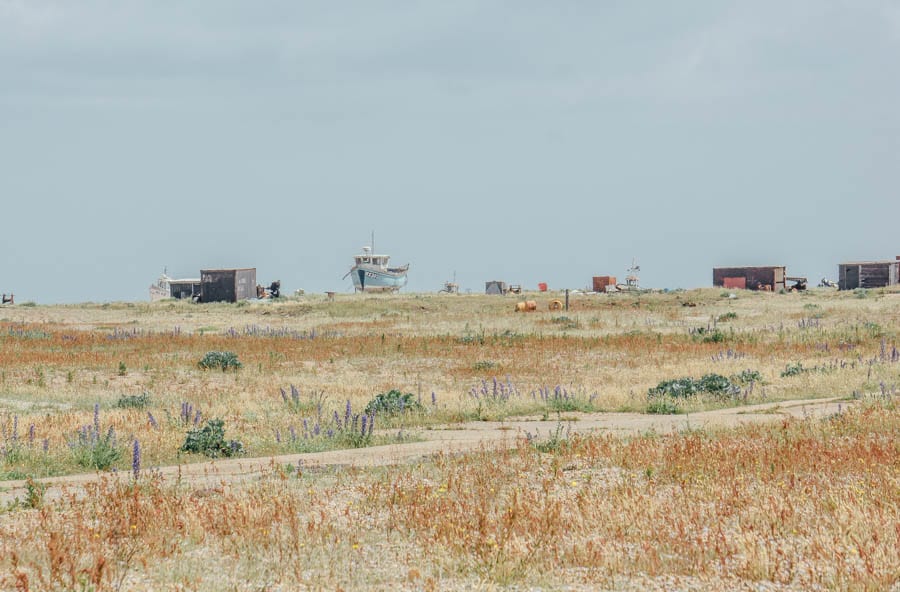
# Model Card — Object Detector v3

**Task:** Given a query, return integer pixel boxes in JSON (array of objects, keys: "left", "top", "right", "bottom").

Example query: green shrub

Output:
[
  {"left": 692, "top": 327, "right": 727, "bottom": 343},
  {"left": 473, "top": 360, "right": 496, "bottom": 371},
  {"left": 116, "top": 392, "right": 151, "bottom": 409},
  {"left": 648, "top": 373, "right": 737, "bottom": 400},
  {"left": 696, "top": 373, "right": 733, "bottom": 394},
  {"left": 197, "top": 351, "right": 242, "bottom": 371},
  {"left": 364, "top": 390, "right": 422, "bottom": 416},
  {"left": 781, "top": 363, "right": 805, "bottom": 377},
  {"left": 732, "top": 369, "right": 763, "bottom": 385},
  {"left": 181, "top": 419, "right": 243, "bottom": 458},
  {"left": 717, "top": 312, "right": 738, "bottom": 322},
  {"left": 648, "top": 377, "right": 698, "bottom": 399}
]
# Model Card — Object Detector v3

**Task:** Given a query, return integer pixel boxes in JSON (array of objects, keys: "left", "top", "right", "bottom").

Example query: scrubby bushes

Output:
[{"left": 197, "top": 351, "right": 241, "bottom": 371}]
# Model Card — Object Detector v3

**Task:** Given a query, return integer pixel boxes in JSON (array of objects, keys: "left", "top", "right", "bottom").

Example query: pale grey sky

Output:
[{"left": 1, "top": 1, "right": 898, "bottom": 302}]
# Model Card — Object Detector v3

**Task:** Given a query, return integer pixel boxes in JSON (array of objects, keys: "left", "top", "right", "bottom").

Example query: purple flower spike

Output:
[{"left": 132, "top": 439, "right": 141, "bottom": 480}]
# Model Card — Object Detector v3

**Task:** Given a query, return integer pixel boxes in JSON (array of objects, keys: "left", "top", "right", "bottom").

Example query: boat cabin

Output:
[
  {"left": 355, "top": 254, "right": 390, "bottom": 267},
  {"left": 354, "top": 246, "right": 391, "bottom": 268}
]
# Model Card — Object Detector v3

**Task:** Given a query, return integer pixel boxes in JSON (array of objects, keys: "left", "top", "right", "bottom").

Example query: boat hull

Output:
[{"left": 350, "top": 265, "right": 408, "bottom": 292}]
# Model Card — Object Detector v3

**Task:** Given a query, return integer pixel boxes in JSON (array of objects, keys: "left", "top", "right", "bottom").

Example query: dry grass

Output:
[
  {"left": 0, "top": 288, "right": 898, "bottom": 589},
  {"left": 0, "top": 402, "right": 897, "bottom": 590},
  {"left": 1, "top": 289, "right": 899, "bottom": 475}
]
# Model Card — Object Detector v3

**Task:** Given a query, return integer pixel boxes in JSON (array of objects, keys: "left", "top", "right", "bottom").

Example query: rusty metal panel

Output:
[{"left": 723, "top": 277, "right": 746, "bottom": 290}]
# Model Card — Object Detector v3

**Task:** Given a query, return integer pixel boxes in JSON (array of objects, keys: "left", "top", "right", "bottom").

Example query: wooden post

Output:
[{"left": 565, "top": 289, "right": 569, "bottom": 311}]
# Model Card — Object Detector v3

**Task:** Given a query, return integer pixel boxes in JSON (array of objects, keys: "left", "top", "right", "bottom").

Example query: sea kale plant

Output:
[
  {"left": 180, "top": 418, "right": 244, "bottom": 458},
  {"left": 197, "top": 351, "right": 242, "bottom": 371},
  {"left": 365, "top": 390, "right": 422, "bottom": 416}
]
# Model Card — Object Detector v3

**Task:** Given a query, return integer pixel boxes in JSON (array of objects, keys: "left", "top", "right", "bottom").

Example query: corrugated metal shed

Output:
[
  {"left": 713, "top": 266, "right": 786, "bottom": 292},
  {"left": 837, "top": 260, "right": 900, "bottom": 290},
  {"left": 200, "top": 268, "right": 257, "bottom": 302}
]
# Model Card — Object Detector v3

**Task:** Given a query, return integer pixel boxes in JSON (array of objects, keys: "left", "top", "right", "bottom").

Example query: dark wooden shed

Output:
[
  {"left": 837, "top": 259, "right": 900, "bottom": 290},
  {"left": 200, "top": 268, "right": 257, "bottom": 303},
  {"left": 713, "top": 266, "right": 786, "bottom": 292}
]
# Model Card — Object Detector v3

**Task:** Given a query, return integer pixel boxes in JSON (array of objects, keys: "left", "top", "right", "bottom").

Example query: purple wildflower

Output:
[
  {"left": 28, "top": 423, "right": 35, "bottom": 445},
  {"left": 132, "top": 439, "right": 141, "bottom": 480},
  {"left": 42, "top": 438, "right": 49, "bottom": 453},
  {"left": 93, "top": 403, "right": 100, "bottom": 434},
  {"left": 361, "top": 414, "right": 368, "bottom": 436},
  {"left": 280, "top": 387, "right": 288, "bottom": 403},
  {"left": 289, "top": 425, "right": 297, "bottom": 442},
  {"left": 344, "top": 400, "right": 352, "bottom": 428},
  {"left": 431, "top": 391, "right": 437, "bottom": 405},
  {"left": 275, "top": 429, "right": 281, "bottom": 443},
  {"left": 147, "top": 412, "right": 159, "bottom": 429}
]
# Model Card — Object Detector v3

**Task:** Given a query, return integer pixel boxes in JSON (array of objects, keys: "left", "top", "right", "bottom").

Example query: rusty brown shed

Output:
[{"left": 713, "top": 266, "right": 786, "bottom": 292}]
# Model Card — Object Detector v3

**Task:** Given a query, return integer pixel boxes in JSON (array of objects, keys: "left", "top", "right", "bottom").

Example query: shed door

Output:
[
  {"left": 846, "top": 266, "right": 859, "bottom": 290},
  {"left": 723, "top": 277, "right": 746, "bottom": 289}
]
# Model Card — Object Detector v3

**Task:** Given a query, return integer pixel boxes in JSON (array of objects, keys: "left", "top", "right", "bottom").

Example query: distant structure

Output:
[
  {"left": 150, "top": 271, "right": 200, "bottom": 302},
  {"left": 485, "top": 281, "right": 507, "bottom": 295},
  {"left": 592, "top": 276, "right": 616, "bottom": 293},
  {"left": 837, "top": 258, "right": 899, "bottom": 290},
  {"left": 713, "top": 266, "right": 787, "bottom": 292},
  {"left": 200, "top": 268, "right": 257, "bottom": 303}
]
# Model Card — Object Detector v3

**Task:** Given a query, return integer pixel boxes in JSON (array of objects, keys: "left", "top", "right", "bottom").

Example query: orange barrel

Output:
[{"left": 538, "top": 282, "right": 548, "bottom": 292}]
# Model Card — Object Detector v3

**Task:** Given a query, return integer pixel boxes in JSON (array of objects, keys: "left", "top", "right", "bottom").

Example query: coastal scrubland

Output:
[{"left": 0, "top": 288, "right": 897, "bottom": 590}]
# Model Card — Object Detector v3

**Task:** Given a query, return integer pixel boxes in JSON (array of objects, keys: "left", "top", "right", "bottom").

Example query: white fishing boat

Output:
[{"left": 344, "top": 236, "right": 409, "bottom": 293}]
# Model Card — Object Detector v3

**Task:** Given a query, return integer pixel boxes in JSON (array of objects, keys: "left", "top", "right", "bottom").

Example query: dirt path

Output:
[{"left": 0, "top": 397, "right": 848, "bottom": 505}]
